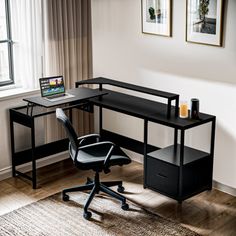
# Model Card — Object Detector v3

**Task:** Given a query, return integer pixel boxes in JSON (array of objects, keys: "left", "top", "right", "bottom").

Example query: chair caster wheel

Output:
[
  {"left": 117, "top": 185, "right": 125, "bottom": 193},
  {"left": 121, "top": 203, "right": 129, "bottom": 211},
  {"left": 83, "top": 211, "right": 92, "bottom": 220},
  {"left": 62, "top": 194, "right": 69, "bottom": 201}
]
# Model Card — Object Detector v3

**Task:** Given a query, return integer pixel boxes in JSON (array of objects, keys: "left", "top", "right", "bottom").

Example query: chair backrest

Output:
[{"left": 56, "top": 108, "right": 78, "bottom": 160}]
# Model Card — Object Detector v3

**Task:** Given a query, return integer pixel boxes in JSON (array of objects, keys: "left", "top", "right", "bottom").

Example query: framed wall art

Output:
[
  {"left": 142, "top": 0, "right": 172, "bottom": 37},
  {"left": 186, "top": 0, "right": 224, "bottom": 46}
]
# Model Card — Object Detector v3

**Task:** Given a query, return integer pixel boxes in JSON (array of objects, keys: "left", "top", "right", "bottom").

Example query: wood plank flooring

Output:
[{"left": 0, "top": 159, "right": 235, "bottom": 235}]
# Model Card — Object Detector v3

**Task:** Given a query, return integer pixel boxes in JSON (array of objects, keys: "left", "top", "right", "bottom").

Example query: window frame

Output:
[{"left": 0, "top": 0, "right": 14, "bottom": 87}]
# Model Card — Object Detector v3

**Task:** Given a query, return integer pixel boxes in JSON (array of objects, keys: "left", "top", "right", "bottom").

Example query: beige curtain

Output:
[{"left": 43, "top": 0, "right": 93, "bottom": 141}]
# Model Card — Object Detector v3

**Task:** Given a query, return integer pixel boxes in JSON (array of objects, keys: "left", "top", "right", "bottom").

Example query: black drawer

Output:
[
  {"left": 146, "top": 156, "right": 179, "bottom": 197},
  {"left": 182, "top": 157, "right": 212, "bottom": 197}
]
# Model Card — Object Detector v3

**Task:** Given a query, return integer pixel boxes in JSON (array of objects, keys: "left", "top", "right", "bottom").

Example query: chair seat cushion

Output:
[{"left": 75, "top": 144, "right": 131, "bottom": 170}]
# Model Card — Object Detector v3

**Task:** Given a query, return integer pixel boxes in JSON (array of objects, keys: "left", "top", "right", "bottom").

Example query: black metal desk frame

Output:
[
  {"left": 9, "top": 88, "right": 106, "bottom": 189},
  {"left": 76, "top": 77, "right": 216, "bottom": 202}
]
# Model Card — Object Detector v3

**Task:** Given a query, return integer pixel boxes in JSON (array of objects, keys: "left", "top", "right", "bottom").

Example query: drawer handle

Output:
[{"left": 156, "top": 173, "right": 168, "bottom": 179}]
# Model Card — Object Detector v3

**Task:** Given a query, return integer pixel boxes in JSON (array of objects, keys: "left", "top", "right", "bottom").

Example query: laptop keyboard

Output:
[
  {"left": 45, "top": 93, "right": 75, "bottom": 102},
  {"left": 47, "top": 94, "right": 67, "bottom": 99}
]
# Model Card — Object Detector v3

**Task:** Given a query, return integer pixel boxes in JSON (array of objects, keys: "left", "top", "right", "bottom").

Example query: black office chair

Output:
[{"left": 56, "top": 108, "right": 131, "bottom": 220}]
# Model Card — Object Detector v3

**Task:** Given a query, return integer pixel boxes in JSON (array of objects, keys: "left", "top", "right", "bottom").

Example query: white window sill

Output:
[{"left": 0, "top": 86, "right": 40, "bottom": 102}]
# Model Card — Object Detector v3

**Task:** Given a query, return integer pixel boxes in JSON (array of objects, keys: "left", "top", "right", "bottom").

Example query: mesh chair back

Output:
[{"left": 56, "top": 108, "right": 78, "bottom": 160}]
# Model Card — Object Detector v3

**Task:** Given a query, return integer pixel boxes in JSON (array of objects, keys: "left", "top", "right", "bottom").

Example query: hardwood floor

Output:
[{"left": 0, "top": 159, "right": 235, "bottom": 235}]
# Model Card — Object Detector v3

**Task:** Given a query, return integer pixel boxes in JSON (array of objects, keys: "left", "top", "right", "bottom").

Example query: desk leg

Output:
[
  {"left": 10, "top": 117, "right": 16, "bottom": 177},
  {"left": 167, "top": 99, "right": 171, "bottom": 118},
  {"left": 209, "top": 118, "right": 216, "bottom": 190},
  {"left": 174, "top": 128, "right": 178, "bottom": 149},
  {"left": 178, "top": 129, "right": 185, "bottom": 203},
  {"left": 31, "top": 120, "right": 37, "bottom": 189},
  {"left": 99, "top": 106, "right": 103, "bottom": 134},
  {"left": 143, "top": 119, "right": 148, "bottom": 188},
  {"left": 175, "top": 96, "right": 179, "bottom": 117}
]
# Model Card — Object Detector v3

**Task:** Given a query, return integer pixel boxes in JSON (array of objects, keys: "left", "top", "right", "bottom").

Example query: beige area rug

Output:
[{"left": 0, "top": 192, "right": 199, "bottom": 236}]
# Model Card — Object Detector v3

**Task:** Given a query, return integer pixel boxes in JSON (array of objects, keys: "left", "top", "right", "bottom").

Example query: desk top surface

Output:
[
  {"left": 90, "top": 89, "right": 215, "bottom": 129},
  {"left": 23, "top": 87, "right": 107, "bottom": 108},
  {"left": 21, "top": 86, "right": 215, "bottom": 129}
]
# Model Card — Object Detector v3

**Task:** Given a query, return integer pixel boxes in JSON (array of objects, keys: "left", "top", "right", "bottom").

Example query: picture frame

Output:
[
  {"left": 186, "top": 0, "right": 224, "bottom": 46},
  {"left": 141, "top": 0, "right": 172, "bottom": 37}
]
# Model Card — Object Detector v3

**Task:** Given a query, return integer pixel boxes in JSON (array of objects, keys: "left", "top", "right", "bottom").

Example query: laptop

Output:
[{"left": 39, "top": 76, "right": 74, "bottom": 102}]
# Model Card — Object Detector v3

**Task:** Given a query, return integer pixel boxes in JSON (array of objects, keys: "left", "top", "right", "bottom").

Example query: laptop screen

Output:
[{"left": 39, "top": 76, "right": 65, "bottom": 97}]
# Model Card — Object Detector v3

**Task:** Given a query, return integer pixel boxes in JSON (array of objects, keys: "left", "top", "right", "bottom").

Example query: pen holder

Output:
[{"left": 191, "top": 98, "right": 199, "bottom": 119}]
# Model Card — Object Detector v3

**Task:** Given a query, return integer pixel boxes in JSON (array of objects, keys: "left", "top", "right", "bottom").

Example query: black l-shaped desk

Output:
[
  {"left": 10, "top": 78, "right": 215, "bottom": 203},
  {"left": 76, "top": 78, "right": 216, "bottom": 203}
]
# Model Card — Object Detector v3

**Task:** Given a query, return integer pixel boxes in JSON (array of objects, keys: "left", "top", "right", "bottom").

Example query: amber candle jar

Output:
[{"left": 179, "top": 101, "right": 188, "bottom": 118}]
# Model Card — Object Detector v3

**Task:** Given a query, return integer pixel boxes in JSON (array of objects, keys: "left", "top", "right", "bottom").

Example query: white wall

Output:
[{"left": 92, "top": 0, "right": 236, "bottom": 189}]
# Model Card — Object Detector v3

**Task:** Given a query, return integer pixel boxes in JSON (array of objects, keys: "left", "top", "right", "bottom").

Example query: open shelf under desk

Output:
[{"left": 147, "top": 144, "right": 210, "bottom": 166}]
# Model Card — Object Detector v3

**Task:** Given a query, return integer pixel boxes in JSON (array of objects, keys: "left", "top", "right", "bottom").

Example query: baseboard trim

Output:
[
  {"left": 0, "top": 152, "right": 69, "bottom": 181},
  {"left": 213, "top": 181, "right": 236, "bottom": 197}
]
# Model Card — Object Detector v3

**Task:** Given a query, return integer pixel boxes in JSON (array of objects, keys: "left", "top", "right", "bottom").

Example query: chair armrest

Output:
[
  {"left": 78, "top": 141, "right": 115, "bottom": 168},
  {"left": 78, "top": 141, "right": 114, "bottom": 150},
  {"left": 103, "top": 144, "right": 115, "bottom": 168},
  {"left": 78, "top": 133, "right": 101, "bottom": 146}
]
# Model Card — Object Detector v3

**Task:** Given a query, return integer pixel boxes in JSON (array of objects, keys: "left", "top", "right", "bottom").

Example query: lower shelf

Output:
[
  {"left": 147, "top": 144, "right": 210, "bottom": 166},
  {"left": 13, "top": 139, "right": 69, "bottom": 166}
]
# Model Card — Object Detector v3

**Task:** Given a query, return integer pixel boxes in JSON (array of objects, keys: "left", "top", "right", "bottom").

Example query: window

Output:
[{"left": 0, "top": 0, "right": 14, "bottom": 86}]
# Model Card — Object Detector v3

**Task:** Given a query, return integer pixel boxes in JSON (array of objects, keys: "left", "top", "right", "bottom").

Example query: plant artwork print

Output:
[
  {"left": 186, "top": 0, "right": 223, "bottom": 46},
  {"left": 142, "top": 0, "right": 171, "bottom": 37}
]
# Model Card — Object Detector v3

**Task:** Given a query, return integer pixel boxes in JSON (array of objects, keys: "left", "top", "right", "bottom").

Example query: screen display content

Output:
[{"left": 40, "top": 76, "right": 65, "bottom": 97}]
